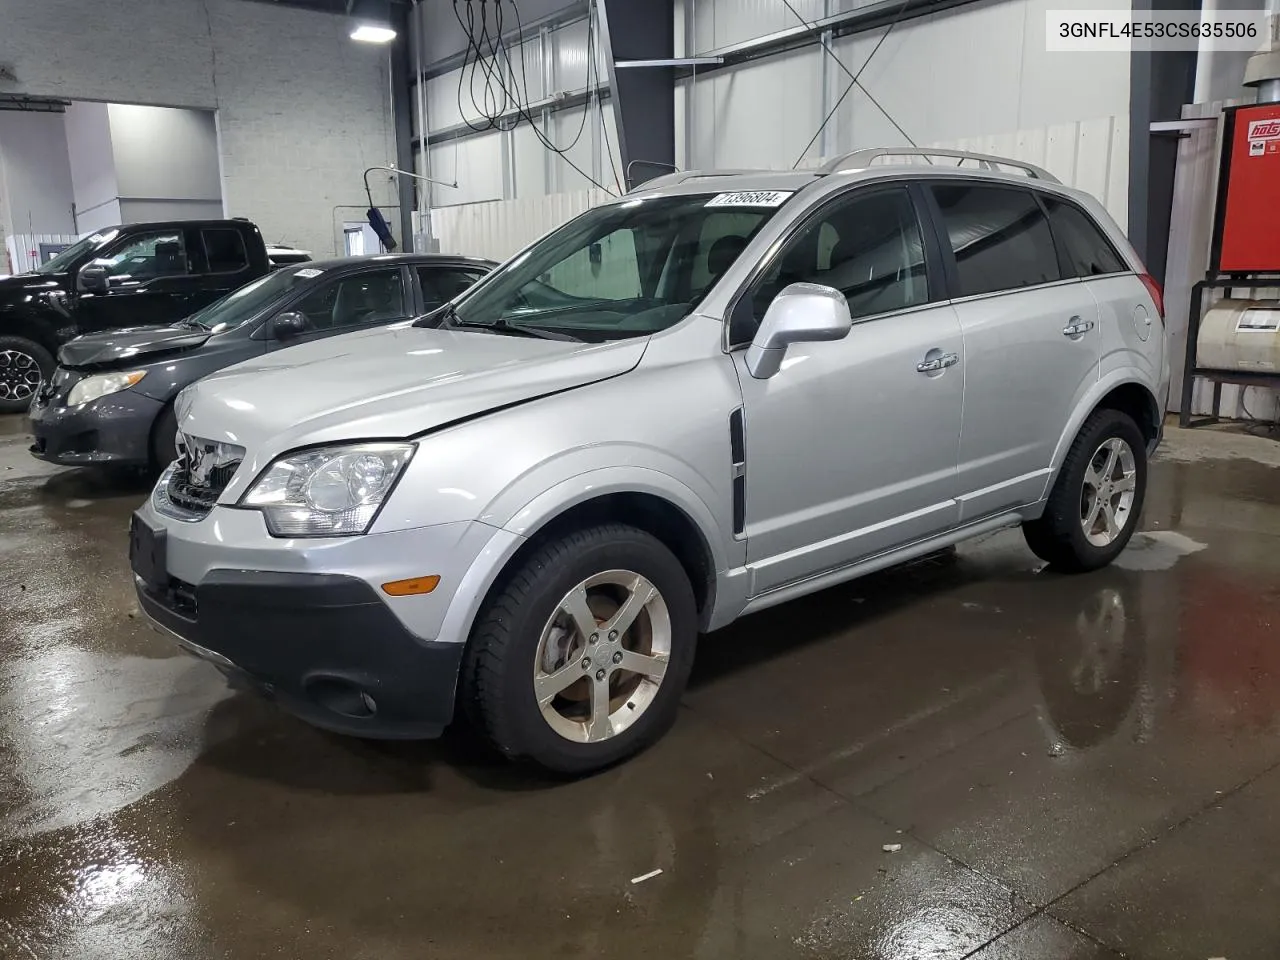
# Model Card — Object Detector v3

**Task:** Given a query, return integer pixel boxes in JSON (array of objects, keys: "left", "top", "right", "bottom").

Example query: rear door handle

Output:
[
  {"left": 1063, "top": 316, "right": 1095, "bottom": 337},
  {"left": 916, "top": 352, "right": 959, "bottom": 373}
]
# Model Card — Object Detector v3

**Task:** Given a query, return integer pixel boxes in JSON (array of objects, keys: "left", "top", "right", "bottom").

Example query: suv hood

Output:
[
  {"left": 179, "top": 323, "right": 647, "bottom": 458},
  {"left": 59, "top": 325, "right": 211, "bottom": 368}
]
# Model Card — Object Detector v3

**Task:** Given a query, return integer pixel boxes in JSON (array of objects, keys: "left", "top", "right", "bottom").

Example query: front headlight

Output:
[
  {"left": 241, "top": 443, "right": 414, "bottom": 537},
  {"left": 67, "top": 370, "right": 146, "bottom": 407}
]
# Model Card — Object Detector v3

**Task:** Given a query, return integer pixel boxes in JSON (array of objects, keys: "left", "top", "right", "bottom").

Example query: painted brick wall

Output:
[{"left": 0, "top": 0, "right": 399, "bottom": 257}]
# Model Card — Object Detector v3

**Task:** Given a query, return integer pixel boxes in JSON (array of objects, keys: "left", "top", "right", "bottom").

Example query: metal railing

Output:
[{"left": 817, "top": 148, "right": 1061, "bottom": 183}]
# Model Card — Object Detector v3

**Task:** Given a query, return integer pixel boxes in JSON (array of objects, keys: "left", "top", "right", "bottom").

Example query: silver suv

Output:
[{"left": 130, "top": 149, "right": 1168, "bottom": 774}]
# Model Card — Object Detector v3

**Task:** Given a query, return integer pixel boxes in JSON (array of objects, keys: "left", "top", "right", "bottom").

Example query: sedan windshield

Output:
[
  {"left": 449, "top": 193, "right": 786, "bottom": 341},
  {"left": 186, "top": 266, "right": 326, "bottom": 333}
]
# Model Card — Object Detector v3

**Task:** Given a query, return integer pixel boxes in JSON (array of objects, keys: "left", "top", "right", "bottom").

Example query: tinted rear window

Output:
[
  {"left": 1043, "top": 198, "right": 1127, "bottom": 278},
  {"left": 203, "top": 229, "right": 249, "bottom": 273},
  {"left": 931, "top": 184, "right": 1061, "bottom": 297}
]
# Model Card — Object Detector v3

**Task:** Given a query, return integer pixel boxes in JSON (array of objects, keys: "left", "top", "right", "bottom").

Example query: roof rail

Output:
[
  {"left": 817, "top": 148, "right": 1060, "bottom": 184},
  {"left": 626, "top": 169, "right": 772, "bottom": 194}
]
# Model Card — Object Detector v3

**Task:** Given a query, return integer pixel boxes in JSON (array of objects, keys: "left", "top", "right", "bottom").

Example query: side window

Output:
[
  {"left": 739, "top": 187, "right": 929, "bottom": 340},
  {"left": 930, "top": 184, "right": 1061, "bottom": 296},
  {"left": 290, "top": 269, "right": 406, "bottom": 331},
  {"left": 538, "top": 229, "right": 642, "bottom": 301},
  {"left": 93, "top": 231, "right": 187, "bottom": 281},
  {"left": 202, "top": 229, "right": 249, "bottom": 274},
  {"left": 1042, "top": 198, "right": 1126, "bottom": 278},
  {"left": 418, "top": 266, "right": 486, "bottom": 312}
]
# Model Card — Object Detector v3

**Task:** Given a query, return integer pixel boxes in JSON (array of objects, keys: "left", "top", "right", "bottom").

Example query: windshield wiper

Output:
[
  {"left": 173, "top": 317, "right": 209, "bottom": 331},
  {"left": 427, "top": 303, "right": 580, "bottom": 342},
  {"left": 462, "top": 316, "right": 581, "bottom": 342}
]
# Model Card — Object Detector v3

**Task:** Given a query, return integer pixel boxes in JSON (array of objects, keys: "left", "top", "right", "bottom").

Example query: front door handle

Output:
[
  {"left": 1063, "top": 316, "right": 1096, "bottom": 337},
  {"left": 916, "top": 352, "right": 959, "bottom": 373}
]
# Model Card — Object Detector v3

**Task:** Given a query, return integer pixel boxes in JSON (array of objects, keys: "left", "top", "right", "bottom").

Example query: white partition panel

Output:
[{"left": 431, "top": 187, "right": 610, "bottom": 262}]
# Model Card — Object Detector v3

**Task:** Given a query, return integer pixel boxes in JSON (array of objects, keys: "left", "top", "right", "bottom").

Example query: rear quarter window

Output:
[{"left": 1042, "top": 198, "right": 1127, "bottom": 277}]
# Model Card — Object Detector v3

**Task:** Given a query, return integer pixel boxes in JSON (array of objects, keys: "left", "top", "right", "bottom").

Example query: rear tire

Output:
[
  {"left": 1023, "top": 409, "right": 1147, "bottom": 572},
  {"left": 0, "top": 336, "right": 54, "bottom": 415},
  {"left": 460, "top": 523, "right": 697, "bottom": 775}
]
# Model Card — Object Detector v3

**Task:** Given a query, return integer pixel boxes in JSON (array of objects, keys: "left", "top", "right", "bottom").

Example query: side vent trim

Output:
[{"left": 729, "top": 407, "right": 746, "bottom": 538}]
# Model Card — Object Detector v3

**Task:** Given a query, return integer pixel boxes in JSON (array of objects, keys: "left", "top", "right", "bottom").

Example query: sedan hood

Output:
[
  {"left": 179, "top": 324, "right": 647, "bottom": 458},
  {"left": 59, "top": 325, "right": 210, "bottom": 368}
]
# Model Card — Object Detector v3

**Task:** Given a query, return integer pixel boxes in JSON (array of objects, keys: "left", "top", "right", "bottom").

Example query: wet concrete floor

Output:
[{"left": 2, "top": 415, "right": 1280, "bottom": 958}]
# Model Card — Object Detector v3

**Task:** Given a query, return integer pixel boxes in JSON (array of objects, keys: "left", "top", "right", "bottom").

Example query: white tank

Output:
[{"left": 1197, "top": 299, "right": 1280, "bottom": 373}]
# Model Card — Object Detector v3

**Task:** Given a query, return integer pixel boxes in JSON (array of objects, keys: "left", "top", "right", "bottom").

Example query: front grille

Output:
[{"left": 155, "top": 433, "right": 245, "bottom": 520}]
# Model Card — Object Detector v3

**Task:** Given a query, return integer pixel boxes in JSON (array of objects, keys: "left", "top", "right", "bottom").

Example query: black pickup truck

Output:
[{"left": 0, "top": 219, "right": 274, "bottom": 413}]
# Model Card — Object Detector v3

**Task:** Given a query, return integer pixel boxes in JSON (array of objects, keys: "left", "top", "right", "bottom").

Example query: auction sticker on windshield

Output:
[
  {"left": 294, "top": 268, "right": 323, "bottom": 278},
  {"left": 706, "top": 191, "right": 793, "bottom": 207}
]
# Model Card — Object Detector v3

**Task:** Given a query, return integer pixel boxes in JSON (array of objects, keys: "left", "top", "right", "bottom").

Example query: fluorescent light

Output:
[{"left": 350, "top": 24, "right": 396, "bottom": 42}]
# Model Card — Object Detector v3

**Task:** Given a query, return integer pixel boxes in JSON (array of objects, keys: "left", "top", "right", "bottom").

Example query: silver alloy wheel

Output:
[
  {"left": 533, "top": 569, "right": 672, "bottom": 744},
  {"left": 0, "top": 349, "right": 42, "bottom": 403},
  {"left": 1080, "top": 437, "right": 1137, "bottom": 547}
]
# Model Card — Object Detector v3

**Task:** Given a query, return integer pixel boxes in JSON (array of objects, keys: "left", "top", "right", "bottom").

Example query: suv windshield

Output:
[
  {"left": 186, "top": 265, "right": 325, "bottom": 333},
  {"left": 27, "top": 230, "right": 119, "bottom": 275},
  {"left": 449, "top": 193, "right": 785, "bottom": 341}
]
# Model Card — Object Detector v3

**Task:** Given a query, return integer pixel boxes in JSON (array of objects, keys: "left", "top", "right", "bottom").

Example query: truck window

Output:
[
  {"left": 203, "top": 229, "right": 250, "bottom": 274},
  {"left": 92, "top": 231, "right": 188, "bottom": 281}
]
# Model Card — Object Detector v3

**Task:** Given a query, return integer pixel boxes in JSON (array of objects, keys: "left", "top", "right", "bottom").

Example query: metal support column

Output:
[
  {"left": 1128, "top": 0, "right": 1197, "bottom": 281},
  {"left": 390, "top": 2, "right": 416, "bottom": 252},
  {"left": 541, "top": 24, "right": 555, "bottom": 194},
  {"left": 598, "top": 0, "right": 677, "bottom": 188}
]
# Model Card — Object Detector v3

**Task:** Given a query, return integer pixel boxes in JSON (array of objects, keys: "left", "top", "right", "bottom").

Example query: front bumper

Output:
[
  {"left": 129, "top": 501, "right": 506, "bottom": 738},
  {"left": 28, "top": 383, "right": 161, "bottom": 468},
  {"left": 135, "top": 565, "right": 465, "bottom": 738}
]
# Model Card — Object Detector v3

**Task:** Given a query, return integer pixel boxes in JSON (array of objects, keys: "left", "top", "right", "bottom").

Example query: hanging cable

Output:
[
  {"left": 781, "top": 0, "right": 920, "bottom": 168},
  {"left": 451, "top": 0, "right": 616, "bottom": 194}
]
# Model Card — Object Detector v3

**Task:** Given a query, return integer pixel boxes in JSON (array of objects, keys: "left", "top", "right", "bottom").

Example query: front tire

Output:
[
  {"left": 1023, "top": 409, "right": 1147, "bottom": 572},
  {"left": 461, "top": 523, "right": 697, "bottom": 775},
  {"left": 0, "top": 336, "right": 54, "bottom": 415}
]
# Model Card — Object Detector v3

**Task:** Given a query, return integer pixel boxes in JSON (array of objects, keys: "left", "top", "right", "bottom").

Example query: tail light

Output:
[{"left": 1138, "top": 272, "right": 1164, "bottom": 319}]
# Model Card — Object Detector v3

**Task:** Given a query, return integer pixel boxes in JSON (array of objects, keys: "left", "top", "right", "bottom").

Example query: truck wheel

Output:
[
  {"left": 150, "top": 404, "right": 180, "bottom": 472},
  {"left": 0, "top": 336, "right": 53, "bottom": 415},
  {"left": 1023, "top": 409, "right": 1147, "bottom": 573},
  {"left": 461, "top": 523, "right": 697, "bottom": 775}
]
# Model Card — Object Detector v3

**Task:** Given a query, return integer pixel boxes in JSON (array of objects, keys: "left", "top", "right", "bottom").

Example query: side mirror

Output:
[
  {"left": 271, "top": 311, "right": 310, "bottom": 339},
  {"left": 745, "top": 282, "right": 852, "bottom": 379},
  {"left": 77, "top": 265, "right": 109, "bottom": 294}
]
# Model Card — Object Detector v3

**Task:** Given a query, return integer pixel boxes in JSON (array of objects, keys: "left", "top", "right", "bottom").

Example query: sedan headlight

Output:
[
  {"left": 241, "top": 443, "right": 414, "bottom": 537},
  {"left": 67, "top": 370, "right": 146, "bottom": 407}
]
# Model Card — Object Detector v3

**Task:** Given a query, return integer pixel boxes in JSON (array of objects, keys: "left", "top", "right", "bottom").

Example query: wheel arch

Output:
[
  {"left": 504, "top": 489, "right": 719, "bottom": 625},
  {"left": 0, "top": 313, "right": 60, "bottom": 358},
  {"left": 1050, "top": 375, "right": 1161, "bottom": 485},
  {"left": 436, "top": 471, "right": 728, "bottom": 651}
]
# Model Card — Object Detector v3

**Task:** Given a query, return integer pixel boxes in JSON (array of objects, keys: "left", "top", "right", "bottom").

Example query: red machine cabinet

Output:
[{"left": 1213, "top": 102, "right": 1280, "bottom": 274}]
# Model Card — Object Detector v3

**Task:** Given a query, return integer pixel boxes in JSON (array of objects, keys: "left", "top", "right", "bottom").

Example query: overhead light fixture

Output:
[
  {"left": 349, "top": 0, "right": 396, "bottom": 43},
  {"left": 351, "top": 24, "right": 396, "bottom": 42}
]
